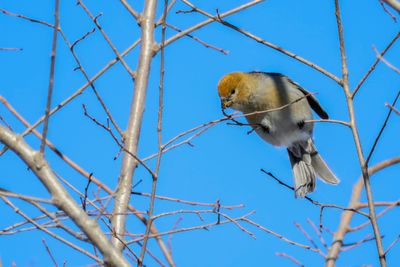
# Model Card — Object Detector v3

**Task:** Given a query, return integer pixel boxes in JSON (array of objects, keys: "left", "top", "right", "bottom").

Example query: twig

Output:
[
  {"left": 276, "top": 252, "right": 305, "bottom": 267},
  {"left": 385, "top": 102, "right": 400, "bottom": 115},
  {"left": 1, "top": 197, "right": 101, "bottom": 263},
  {"left": 180, "top": 0, "right": 341, "bottom": 84},
  {"left": 0, "top": 39, "right": 140, "bottom": 157},
  {"left": 138, "top": 1, "right": 169, "bottom": 265},
  {"left": 295, "top": 222, "right": 325, "bottom": 257},
  {"left": 352, "top": 32, "right": 400, "bottom": 98},
  {"left": 304, "top": 119, "right": 350, "bottom": 127},
  {"left": 162, "top": 0, "right": 263, "bottom": 49},
  {"left": 166, "top": 23, "right": 228, "bottom": 54},
  {"left": 0, "top": 187, "right": 52, "bottom": 204},
  {"left": 77, "top": 0, "right": 136, "bottom": 77},
  {"left": 350, "top": 200, "right": 400, "bottom": 232},
  {"left": 42, "top": 239, "right": 59, "bottom": 267},
  {"left": 71, "top": 28, "right": 96, "bottom": 50},
  {"left": 59, "top": 30, "right": 125, "bottom": 138},
  {"left": 0, "top": 8, "right": 55, "bottom": 28},
  {"left": 242, "top": 217, "right": 323, "bottom": 253},
  {"left": 385, "top": 234, "right": 400, "bottom": 255},
  {"left": 341, "top": 234, "right": 376, "bottom": 252},
  {"left": 0, "top": 114, "right": 13, "bottom": 130},
  {"left": 119, "top": 0, "right": 140, "bottom": 20},
  {"left": 373, "top": 46, "right": 400, "bottom": 75},
  {"left": 381, "top": 0, "right": 400, "bottom": 13},
  {"left": 366, "top": 89, "right": 400, "bottom": 164},
  {"left": 81, "top": 173, "right": 93, "bottom": 212},
  {"left": 307, "top": 219, "right": 328, "bottom": 250},
  {"left": 40, "top": 0, "right": 59, "bottom": 154},
  {"left": 167, "top": 217, "right": 182, "bottom": 255},
  {"left": 260, "top": 169, "right": 368, "bottom": 217},
  {"left": 0, "top": 47, "right": 23, "bottom": 51},
  {"left": 82, "top": 104, "right": 156, "bottom": 178},
  {"left": 131, "top": 192, "right": 243, "bottom": 210},
  {"left": 128, "top": 212, "right": 254, "bottom": 244},
  {"left": 380, "top": 0, "right": 399, "bottom": 21}
]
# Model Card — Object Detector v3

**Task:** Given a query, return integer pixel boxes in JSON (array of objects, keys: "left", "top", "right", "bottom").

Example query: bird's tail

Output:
[{"left": 288, "top": 139, "right": 339, "bottom": 198}]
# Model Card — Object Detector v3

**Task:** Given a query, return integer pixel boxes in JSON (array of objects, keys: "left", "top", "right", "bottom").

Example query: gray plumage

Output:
[
  {"left": 218, "top": 72, "right": 340, "bottom": 197},
  {"left": 288, "top": 139, "right": 339, "bottom": 198}
]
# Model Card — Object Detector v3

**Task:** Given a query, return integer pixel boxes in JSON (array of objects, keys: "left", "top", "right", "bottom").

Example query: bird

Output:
[{"left": 217, "top": 71, "right": 339, "bottom": 197}]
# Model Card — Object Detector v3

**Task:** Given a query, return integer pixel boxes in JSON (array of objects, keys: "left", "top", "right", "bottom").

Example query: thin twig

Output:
[
  {"left": 119, "top": 0, "right": 140, "bottom": 20},
  {"left": 352, "top": 32, "right": 400, "bottom": 98},
  {"left": 1, "top": 197, "right": 101, "bottom": 263},
  {"left": 0, "top": 39, "right": 140, "bottom": 157},
  {"left": 138, "top": 1, "right": 169, "bottom": 265},
  {"left": 385, "top": 102, "right": 400, "bottom": 115},
  {"left": 0, "top": 47, "right": 23, "bottom": 51},
  {"left": 0, "top": 8, "right": 55, "bottom": 28},
  {"left": 42, "top": 239, "right": 59, "bottom": 267},
  {"left": 295, "top": 222, "right": 325, "bottom": 257},
  {"left": 366, "top": 89, "right": 400, "bottom": 164},
  {"left": 180, "top": 0, "right": 341, "bottom": 84},
  {"left": 77, "top": 0, "right": 136, "bottom": 77},
  {"left": 276, "top": 252, "right": 305, "bottom": 267},
  {"left": 162, "top": 0, "right": 263, "bottom": 49},
  {"left": 260, "top": 169, "right": 368, "bottom": 217},
  {"left": 166, "top": 23, "right": 228, "bottom": 54},
  {"left": 40, "top": 0, "right": 59, "bottom": 154},
  {"left": 131, "top": 192, "right": 243, "bottom": 210},
  {"left": 385, "top": 234, "right": 400, "bottom": 255}
]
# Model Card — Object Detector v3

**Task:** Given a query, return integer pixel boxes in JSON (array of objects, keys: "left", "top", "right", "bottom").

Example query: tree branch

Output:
[
  {"left": 0, "top": 125, "right": 130, "bottom": 267},
  {"left": 111, "top": 0, "right": 158, "bottom": 252}
]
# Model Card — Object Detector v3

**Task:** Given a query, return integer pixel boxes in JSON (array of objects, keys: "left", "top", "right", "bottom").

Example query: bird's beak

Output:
[{"left": 221, "top": 99, "right": 233, "bottom": 109}]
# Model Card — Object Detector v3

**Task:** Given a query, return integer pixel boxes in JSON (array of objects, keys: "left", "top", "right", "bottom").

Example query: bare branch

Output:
[
  {"left": 138, "top": 0, "right": 169, "bottom": 263},
  {"left": 1, "top": 196, "right": 101, "bottom": 263},
  {"left": 382, "top": 0, "right": 400, "bottom": 12},
  {"left": 0, "top": 125, "right": 130, "bottom": 267},
  {"left": 162, "top": 0, "right": 263, "bottom": 49},
  {"left": 0, "top": 39, "right": 140, "bottom": 157},
  {"left": 111, "top": 0, "right": 158, "bottom": 255},
  {"left": 180, "top": 0, "right": 341, "bottom": 84},
  {"left": 325, "top": 157, "right": 400, "bottom": 266},
  {"left": 77, "top": 0, "right": 136, "bottom": 78},
  {"left": 334, "top": 0, "right": 386, "bottom": 265},
  {"left": 40, "top": 0, "right": 59, "bottom": 154},
  {"left": 366, "top": 89, "right": 400, "bottom": 164},
  {"left": 0, "top": 47, "right": 23, "bottom": 51},
  {"left": 352, "top": 32, "right": 400, "bottom": 98}
]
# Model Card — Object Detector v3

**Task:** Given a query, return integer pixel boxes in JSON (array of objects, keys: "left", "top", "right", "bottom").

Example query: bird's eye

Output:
[{"left": 231, "top": 89, "right": 236, "bottom": 95}]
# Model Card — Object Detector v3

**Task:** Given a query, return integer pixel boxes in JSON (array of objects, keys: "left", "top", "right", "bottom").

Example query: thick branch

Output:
[
  {"left": 0, "top": 125, "right": 130, "bottom": 267},
  {"left": 325, "top": 157, "right": 400, "bottom": 266},
  {"left": 111, "top": 0, "right": 158, "bottom": 251}
]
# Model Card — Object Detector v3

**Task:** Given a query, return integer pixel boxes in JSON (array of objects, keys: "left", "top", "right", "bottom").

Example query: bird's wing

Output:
[{"left": 286, "top": 77, "right": 329, "bottom": 120}]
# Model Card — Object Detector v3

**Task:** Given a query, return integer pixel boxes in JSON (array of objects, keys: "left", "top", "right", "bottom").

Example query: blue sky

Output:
[{"left": 1, "top": 0, "right": 400, "bottom": 266}]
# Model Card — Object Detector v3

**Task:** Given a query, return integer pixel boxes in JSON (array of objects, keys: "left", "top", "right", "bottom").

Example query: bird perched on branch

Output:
[{"left": 217, "top": 71, "right": 339, "bottom": 197}]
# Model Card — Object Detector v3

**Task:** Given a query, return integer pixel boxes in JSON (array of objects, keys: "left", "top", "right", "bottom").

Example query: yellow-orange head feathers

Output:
[
  {"left": 218, "top": 72, "right": 245, "bottom": 98},
  {"left": 217, "top": 72, "right": 252, "bottom": 109}
]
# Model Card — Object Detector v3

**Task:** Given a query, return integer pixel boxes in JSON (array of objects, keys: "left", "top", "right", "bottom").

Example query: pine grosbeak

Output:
[{"left": 218, "top": 71, "right": 339, "bottom": 197}]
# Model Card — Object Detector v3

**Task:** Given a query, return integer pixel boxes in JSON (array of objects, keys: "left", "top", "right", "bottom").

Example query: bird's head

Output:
[{"left": 217, "top": 72, "right": 252, "bottom": 110}]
